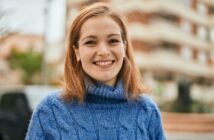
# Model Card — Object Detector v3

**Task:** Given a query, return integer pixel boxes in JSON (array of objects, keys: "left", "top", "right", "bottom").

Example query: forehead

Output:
[{"left": 79, "top": 16, "right": 121, "bottom": 39}]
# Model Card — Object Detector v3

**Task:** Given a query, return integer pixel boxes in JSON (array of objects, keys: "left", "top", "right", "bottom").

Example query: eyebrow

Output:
[
  {"left": 81, "top": 35, "right": 96, "bottom": 42},
  {"left": 107, "top": 33, "right": 121, "bottom": 38},
  {"left": 80, "top": 33, "right": 121, "bottom": 42}
]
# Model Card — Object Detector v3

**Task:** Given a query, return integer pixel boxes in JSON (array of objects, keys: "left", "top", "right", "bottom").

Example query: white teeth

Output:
[{"left": 95, "top": 61, "right": 113, "bottom": 66}]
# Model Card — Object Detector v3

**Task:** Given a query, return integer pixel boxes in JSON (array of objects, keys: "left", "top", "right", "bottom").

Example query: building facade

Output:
[{"left": 67, "top": 0, "right": 214, "bottom": 103}]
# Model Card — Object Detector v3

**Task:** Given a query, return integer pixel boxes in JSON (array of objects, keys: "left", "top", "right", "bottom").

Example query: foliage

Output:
[
  {"left": 159, "top": 81, "right": 213, "bottom": 113},
  {"left": 8, "top": 48, "right": 43, "bottom": 84},
  {"left": 160, "top": 99, "right": 212, "bottom": 113}
]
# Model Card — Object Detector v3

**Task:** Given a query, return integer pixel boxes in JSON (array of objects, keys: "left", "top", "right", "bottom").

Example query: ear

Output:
[{"left": 74, "top": 48, "right": 81, "bottom": 61}]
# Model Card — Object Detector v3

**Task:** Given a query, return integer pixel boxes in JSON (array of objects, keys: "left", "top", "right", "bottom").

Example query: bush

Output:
[
  {"left": 160, "top": 80, "right": 213, "bottom": 113},
  {"left": 8, "top": 48, "right": 42, "bottom": 84}
]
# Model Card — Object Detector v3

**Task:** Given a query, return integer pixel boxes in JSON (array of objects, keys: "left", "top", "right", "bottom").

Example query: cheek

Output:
[
  {"left": 78, "top": 50, "right": 95, "bottom": 70},
  {"left": 80, "top": 56, "right": 91, "bottom": 66},
  {"left": 117, "top": 45, "right": 126, "bottom": 58},
  {"left": 78, "top": 48, "right": 92, "bottom": 60}
]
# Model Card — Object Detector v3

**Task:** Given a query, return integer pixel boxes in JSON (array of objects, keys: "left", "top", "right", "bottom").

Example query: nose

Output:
[{"left": 97, "top": 42, "right": 110, "bottom": 57}]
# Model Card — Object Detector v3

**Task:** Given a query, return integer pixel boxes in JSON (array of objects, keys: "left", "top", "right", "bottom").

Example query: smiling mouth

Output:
[{"left": 93, "top": 60, "right": 115, "bottom": 67}]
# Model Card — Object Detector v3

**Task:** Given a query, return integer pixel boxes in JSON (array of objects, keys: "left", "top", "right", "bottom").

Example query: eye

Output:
[
  {"left": 109, "top": 39, "right": 120, "bottom": 45},
  {"left": 84, "top": 40, "right": 96, "bottom": 45}
]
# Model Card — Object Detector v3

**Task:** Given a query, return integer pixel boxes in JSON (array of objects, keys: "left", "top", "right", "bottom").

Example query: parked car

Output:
[{"left": 0, "top": 85, "right": 59, "bottom": 140}]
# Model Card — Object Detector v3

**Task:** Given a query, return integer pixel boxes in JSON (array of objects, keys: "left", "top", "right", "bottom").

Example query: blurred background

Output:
[{"left": 0, "top": 0, "right": 214, "bottom": 139}]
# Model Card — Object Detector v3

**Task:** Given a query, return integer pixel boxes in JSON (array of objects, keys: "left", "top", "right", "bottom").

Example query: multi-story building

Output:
[{"left": 67, "top": 0, "right": 214, "bottom": 103}]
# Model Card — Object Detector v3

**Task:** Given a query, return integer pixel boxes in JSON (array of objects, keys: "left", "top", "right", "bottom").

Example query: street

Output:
[{"left": 166, "top": 132, "right": 214, "bottom": 140}]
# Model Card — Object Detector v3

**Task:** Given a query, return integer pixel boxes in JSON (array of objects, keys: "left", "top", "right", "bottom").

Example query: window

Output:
[
  {"left": 210, "top": 28, "right": 214, "bottom": 43},
  {"left": 197, "top": 51, "right": 206, "bottom": 64},
  {"left": 181, "top": 47, "right": 192, "bottom": 60},
  {"left": 180, "top": 20, "right": 192, "bottom": 33},
  {"left": 196, "top": 2, "right": 208, "bottom": 15},
  {"left": 197, "top": 25, "right": 208, "bottom": 41}
]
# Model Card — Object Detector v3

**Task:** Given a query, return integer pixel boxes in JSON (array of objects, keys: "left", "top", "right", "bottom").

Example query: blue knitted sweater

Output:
[{"left": 25, "top": 80, "right": 166, "bottom": 140}]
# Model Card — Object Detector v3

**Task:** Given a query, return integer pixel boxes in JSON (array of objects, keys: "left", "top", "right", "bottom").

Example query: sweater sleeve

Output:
[
  {"left": 140, "top": 95, "right": 166, "bottom": 140},
  {"left": 25, "top": 108, "right": 45, "bottom": 140},
  {"left": 25, "top": 96, "right": 60, "bottom": 140},
  {"left": 148, "top": 108, "right": 166, "bottom": 140}
]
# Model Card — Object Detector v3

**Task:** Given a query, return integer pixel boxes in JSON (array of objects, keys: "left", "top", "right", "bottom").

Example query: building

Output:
[{"left": 67, "top": 0, "right": 214, "bottom": 103}]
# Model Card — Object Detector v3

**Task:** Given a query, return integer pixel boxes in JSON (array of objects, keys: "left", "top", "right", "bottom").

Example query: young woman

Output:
[{"left": 26, "top": 2, "right": 166, "bottom": 140}]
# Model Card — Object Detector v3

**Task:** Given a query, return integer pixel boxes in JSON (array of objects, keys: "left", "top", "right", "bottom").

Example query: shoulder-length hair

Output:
[{"left": 62, "top": 2, "right": 149, "bottom": 102}]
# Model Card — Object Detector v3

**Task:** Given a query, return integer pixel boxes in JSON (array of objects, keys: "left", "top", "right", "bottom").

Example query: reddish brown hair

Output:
[{"left": 62, "top": 2, "right": 149, "bottom": 102}]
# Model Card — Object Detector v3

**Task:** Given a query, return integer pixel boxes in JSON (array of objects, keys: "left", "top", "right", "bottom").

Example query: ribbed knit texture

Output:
[{"left": 25, "top": 80, "right": 166, "bottom": 140}]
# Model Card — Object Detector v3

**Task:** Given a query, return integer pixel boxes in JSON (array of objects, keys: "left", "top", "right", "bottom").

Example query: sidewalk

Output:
[{"left": 166, "top": 132, "right": 214, "bottom": 140}]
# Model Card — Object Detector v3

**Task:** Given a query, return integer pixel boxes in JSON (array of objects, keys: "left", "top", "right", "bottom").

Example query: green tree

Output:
[{"left": 8, "top": 48, "right": 43, "bottom": 84}]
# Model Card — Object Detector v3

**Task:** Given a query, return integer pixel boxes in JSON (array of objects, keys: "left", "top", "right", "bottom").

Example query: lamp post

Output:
[{"left": 41, "top": 0, "right": 52, "bottom": 85}]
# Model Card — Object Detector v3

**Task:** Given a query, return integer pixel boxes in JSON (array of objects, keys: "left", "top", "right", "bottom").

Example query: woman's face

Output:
[{"left": 75, "top": 16, "right": 126, "bottom": 86}]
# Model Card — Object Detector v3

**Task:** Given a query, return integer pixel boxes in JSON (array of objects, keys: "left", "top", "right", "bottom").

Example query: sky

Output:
[{"left": 0, "top": 0, "right": 66, "bottom": 44}]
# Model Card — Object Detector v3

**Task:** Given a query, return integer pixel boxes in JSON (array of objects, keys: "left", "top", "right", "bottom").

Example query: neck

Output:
[{"left": 84, "top": 77, "right": 127, "bottom": 104}]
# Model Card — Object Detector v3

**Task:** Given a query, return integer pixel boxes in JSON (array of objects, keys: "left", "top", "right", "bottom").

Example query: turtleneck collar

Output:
[{"left": 84, "top": 77, "right": 128, "bottom": 104}]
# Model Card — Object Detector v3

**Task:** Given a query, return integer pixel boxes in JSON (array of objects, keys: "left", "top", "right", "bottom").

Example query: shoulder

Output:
[
  {"left": 26, "top": 90, "right": 65, "bottom": 139},
  {"left": 32, "top": 90, "right": 72, "bottom": 130},
  {"left": 136, "top": 94, "right": 162, "bottom": 123},
  {"left": 137, "top": 95, "right": 166, "bottom": 138},
  {"left": 131, "top": 94, "right": 162, "bottom": 124},
  {"left": 34, "top": 90, "right": 65, "bottom": 113},
  {"left": 137, "top": 95, "right": 159, "bottom": 112}
]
